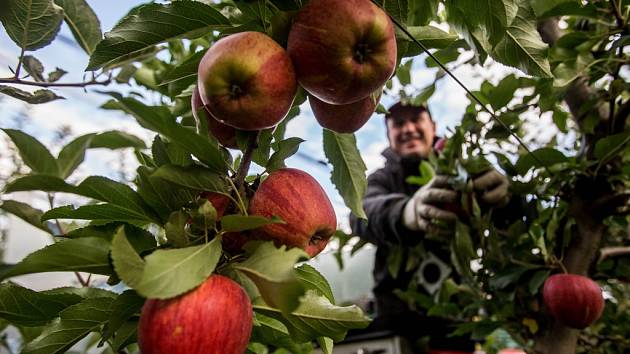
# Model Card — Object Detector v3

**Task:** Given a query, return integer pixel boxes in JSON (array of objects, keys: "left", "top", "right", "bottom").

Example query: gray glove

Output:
[
  {"left": 402, "top": 175, "right": 458, "bottom": 233},
  {"left": 473, "top": 168, "right": 510, "bottom": 207}
]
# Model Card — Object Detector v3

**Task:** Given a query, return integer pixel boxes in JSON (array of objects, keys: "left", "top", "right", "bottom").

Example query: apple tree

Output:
[{"left": 0, "top": 0, "right": 628, "bottom": 354}]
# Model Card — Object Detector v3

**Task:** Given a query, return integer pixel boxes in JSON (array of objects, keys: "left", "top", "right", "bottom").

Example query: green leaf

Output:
[
  {"left": 396, "top": 59, "right": 413, "bottom": 86},
  {"left": 43, "top": 203, "right": 155, "bottom": 224},
  {"left": 0, "top": 86, "right": 64, "bottom": 104},
  {"left": 2, "top": 129, "right": 59, "bottom": 176},
  {"left": 137, "top": 167, "right": 195, "bottom": 221},
  {"left": 375, "top": 0, "right": 408, "bottom": 24},
  {"left": 111, "top": 228, "right": 145, "bottom": 289},
  {"left": 251, "top": 312, "right": 311, "bottom": 353},
  {"left": 234, "top": 242, "right": 306, "bottom": 313},
  {"left": 74, "top": 176, "right": 160, "bottom": 223},
  {"left": 0, "top": 200, "right": 52, "bottom": 234},
  {"left": 482, "top": 74, "right": 520, "bottom": 110},
  {"left": 136, "top": 238, "right": 222, "bottom": 299},
  {"left": 0, "top": 283, "right": 84, "bottom": 326},
  {"left": 491, "top": 4, "right": 552, "bottom": 77},
  {"left": 295, "top": 264, "right": 334, "bottom": 303},
  {"left": 221, "top": 215, "right": 285, "bottom": 232},
  {"left": 528, "top": 270, "right": 550, "bottom": 294},
  {"left": 152, "top": 164, "right": 227, "bottom": 192},
  {"left": 530, "top": 0, "right": 578, "bottom": 17},
  {"left": 160, "top": 50, "right": 204, "bottom": 86},
  {"left": 514, "top": 148, "right": 569, "bottom": 175},
  {"left": 164, "top": 211, "right": 189, "bottom": 247},
  {"left": 0, "top": 237, "right": 112, "bottom": 281},
  {"left": 87, "top": 2, "right": 231, "bottom": 70},
  {"left": 64, "top": 222, "right": 155, "bottom": 255},
  {"left": 22, "top": 55, "right": 46, "bottom": 82},
  {"left": 317, "top": 337, "right": 334, "bottom": 354},
  {"left": 408, "top": 0, "right": 439, "bottom": 26},
  {"left": 399, "top": 26, "right": 459, "bottom": 53},
  {"left": 57, "top": 134, "right": 95, "bottom": 178},
  {"left": 47, "top": 68, "right": 67, "bottom": 82},
  {"left": 266, "top": 137, "right": 304, "bottom": 172},
  {"left": 104, "top": 95, "right": 227, "bottom": 173},
  {"left": 323, "top": 130, "right": 367, "bottom": 219},
  {"left": 0, "top": 0, "right": 64, "bottom": 51},
  {"left": 110, "top": 319, "right": 138, "bottom": 351},
  {"left": 102, "top": 290, "right": 144, "bottom": 343},
  {"left": 594, "top": 132, "right": 630, "bottom": 160},
  {"left": 254, "top": 290, "right": 369, "bottom": 342},
  {"left": 447, "top": 0, "right": 518, "bottom": 45},
  {"left": 4, "top": 174, "right": 74, "bottom": 194},
  {"left": 54, "top": 0, "right": 102, "bottom": 54},
  {"left": 90, "top": 130, "right": 147, "bottom": 149},
  {"left": 22, "top": 297, "right": 114, "bottom": 354}
]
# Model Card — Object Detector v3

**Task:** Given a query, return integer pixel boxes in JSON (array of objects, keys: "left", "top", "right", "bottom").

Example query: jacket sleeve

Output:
[{"left": 349, "top": 170, "right": 421, "bottom": 247}]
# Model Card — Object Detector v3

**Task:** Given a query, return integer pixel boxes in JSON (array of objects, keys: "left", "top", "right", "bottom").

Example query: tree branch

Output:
[
  {"left": 598, "top": 246, "right": 630, "bottom": 263},
  {"left": 234, "top": 131, "right": 260, "bottom": 192},
  {"left": 0, "top": 76, "right": 112, "bottom": 88}
]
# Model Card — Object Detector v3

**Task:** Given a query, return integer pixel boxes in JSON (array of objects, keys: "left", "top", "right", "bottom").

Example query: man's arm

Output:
[{"left": 349, "top": 171, "right": 417, "bottom": 247}]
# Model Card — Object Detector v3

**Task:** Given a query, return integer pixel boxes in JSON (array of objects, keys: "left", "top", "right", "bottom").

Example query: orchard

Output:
[{"left": 0, "top": 0, "right": 628, "bottom": 354}]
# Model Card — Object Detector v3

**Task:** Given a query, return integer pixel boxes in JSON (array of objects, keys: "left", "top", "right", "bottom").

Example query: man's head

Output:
[{"left": 385, "top": 102, "right": 436, "bottom": 158}]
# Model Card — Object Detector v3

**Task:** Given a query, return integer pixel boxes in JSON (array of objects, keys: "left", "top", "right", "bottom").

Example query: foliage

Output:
[{"left": 0, "top": 0, "right": 629, "bottom": 353}]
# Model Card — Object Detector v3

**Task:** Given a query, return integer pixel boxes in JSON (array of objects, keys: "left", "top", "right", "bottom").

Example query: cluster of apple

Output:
[
  {"left": 192, "top": 0, "right": 396, "bottom": 144},
  {"left": 138, "top": 1, "right": 396, "bottom": 353},
  {"left": 542, "top": 273, "right": 605, "bottom": 329}
]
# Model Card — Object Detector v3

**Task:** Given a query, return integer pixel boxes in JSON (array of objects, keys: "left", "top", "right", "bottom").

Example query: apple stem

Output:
[
  {"left": 553, "top": 255, "right": 569, "bottom": 274},
  {"left": 234, "top": 130, "right": 261, "bottom": 196}
]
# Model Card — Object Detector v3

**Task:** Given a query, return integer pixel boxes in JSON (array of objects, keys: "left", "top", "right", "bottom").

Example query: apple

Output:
[
  {"left": 248, "top": 168, "right": 337, "bottom": 257},
  {"left": 287, "top": 0, "right": 396, "bottom": 105},
  {"left": 192, "top": 86, "right": 237, "bottom": 149},
  {"left": 433, "top": 137, "right": 447, "bottom": 153},
  {"left": 542, "top": 273, "right": 605, "bottom": 329},
  {"left": 198, "top": 31, "right": 297, "bottom": 130},
  {"left": 138, "top": 274, "right": 252, "bottom": 354},
  {"left": 309, "top": 90, "right": 381, "bottom": 133}
]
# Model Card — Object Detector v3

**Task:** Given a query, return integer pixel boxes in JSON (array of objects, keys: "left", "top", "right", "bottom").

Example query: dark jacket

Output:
[{"left": 349, "top": 148, "right": 472, "bottom": 351}]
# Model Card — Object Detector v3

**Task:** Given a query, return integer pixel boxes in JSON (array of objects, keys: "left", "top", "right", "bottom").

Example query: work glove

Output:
[
  {"left": 472, "top": 168, "right": 510, "bottom": 207},
  {"left": 402, "top": 175, "right": 458, "bottom": 233}
]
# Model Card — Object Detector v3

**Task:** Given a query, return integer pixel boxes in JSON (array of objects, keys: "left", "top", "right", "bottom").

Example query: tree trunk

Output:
[{"left": 532, "top": 18, "right": 610, "bottom": 354}]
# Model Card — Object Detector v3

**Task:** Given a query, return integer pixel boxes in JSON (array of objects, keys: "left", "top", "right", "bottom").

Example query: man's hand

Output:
[
  {"left": 472, "top": 169, "right": 510, "bottom": 207},
  {"left": 402, "top": 175, "right": 458, "bottom": 233}
]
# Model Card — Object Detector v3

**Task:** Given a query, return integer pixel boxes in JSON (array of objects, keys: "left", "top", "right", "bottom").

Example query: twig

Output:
[
  {"left": 598, "top": 246, "right": 630, "bottom": 263},
  {"left": 610, "top": 0, "right": 625, "bottom": 29},
  {"left": 0, "top": 77, "right": 112, "bottom": 88},
  {"left": 233, "top": 131, "right": 260, "bottom": 192},
  {"left": 13, "top": 47, "right": 26, "bottom": 80}
]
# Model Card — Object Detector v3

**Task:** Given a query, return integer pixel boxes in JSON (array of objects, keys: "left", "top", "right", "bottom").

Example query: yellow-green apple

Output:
[
  {"left": 192, "top": 86, "right": 237, "bottom": 149},
  {"left": 309, "top": 90, "right": 381, "bottom": 133},
  {"left": 198, "top": 31, "right": 297, "bottom": 130},
  {"left": 542, "top": 273, "right": 604, "bottom": 329},
  {"left": 287, "top": 0, "right": 396, "bottom": 105},
  {"left": 138, "top": 274, "right": 252, "bottom": 354},
  {"left": 248, "top": 168, "right": 336, "bottom": 257}
]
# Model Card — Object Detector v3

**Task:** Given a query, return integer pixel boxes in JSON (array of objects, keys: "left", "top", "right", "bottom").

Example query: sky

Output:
[{"left": 0, "top": 0, "right": 521, "bottom": 293}]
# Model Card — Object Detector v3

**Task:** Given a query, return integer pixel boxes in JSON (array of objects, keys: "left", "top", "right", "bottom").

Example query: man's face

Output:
[{"left": 386, "top": 111, "right": 436, "bottom": 158}]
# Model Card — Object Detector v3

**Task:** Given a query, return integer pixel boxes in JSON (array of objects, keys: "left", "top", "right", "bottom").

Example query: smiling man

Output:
[{"left": 350, "top": 102, "right": 511, "bottom": 353}]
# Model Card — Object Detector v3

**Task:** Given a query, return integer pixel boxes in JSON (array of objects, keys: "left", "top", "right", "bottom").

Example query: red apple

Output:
[
  {"left": 287, "top": 0, "right": 396, "bottom": 105},
  {"left": 198, "top": 31, "right": 297, "bottom": 130},
  {"left": 542, "top": 273, "right": 604, "bottom": 329},
  {"left": 192, "top": 86, "right": 237, "bottom": 149},
  {"left": 434, "top": 137, "right": 447, "bottom": 153},
  {"left": 309, "top": 90, "right": 382, "bottom": 133},
  {"left": 138, "top": 274, "right": 252, "bottom": 354},
  {"left": 248, "top": 168, "right": 337, "bottom": 257}
]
